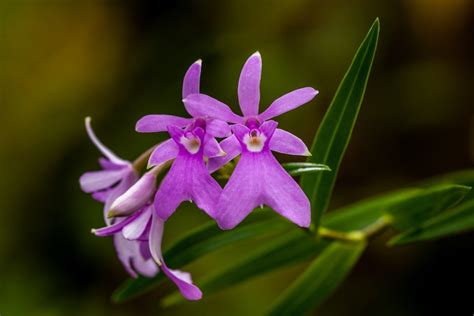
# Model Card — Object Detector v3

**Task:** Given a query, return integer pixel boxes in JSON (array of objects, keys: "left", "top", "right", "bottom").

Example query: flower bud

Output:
[{"left": 108, "top": 172, "right": 157, "bottom": 218}]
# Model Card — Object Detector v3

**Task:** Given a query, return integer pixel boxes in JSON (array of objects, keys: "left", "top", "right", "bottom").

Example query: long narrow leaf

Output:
[
  {"left": 386, "top": 184, "right": 470, "bottom": 231},
  {"left": 283, "top": 162, "right": 331, "bottom": 176},
  {"left": 112, "top": 210, "right": 288, "bottom": 302},
  {"left": 418, "top": 169, "right": 474, "bottom": 201},
  {"left": 266, "top": 241, "right": 366, "bottom": 315},
  {"left": 300, "top": 19, "right": 380, "bottom": 231},
  {"left": 323, "top": 184, "right": 470, "bottom": 232},
  {"left": 389, "top": 199, "right": 474, "bottom": 245},
  {"left": 322, "top": 188, "right": 420, "bottom": 231}
]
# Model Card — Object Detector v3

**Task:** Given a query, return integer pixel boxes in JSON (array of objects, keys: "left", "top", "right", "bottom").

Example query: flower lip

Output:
[
  {"left": 243, "top": 128, "right": 267, "bottom": 153},
  {"left": 180, "top": 132, "right": 202, "bottom": 154}
]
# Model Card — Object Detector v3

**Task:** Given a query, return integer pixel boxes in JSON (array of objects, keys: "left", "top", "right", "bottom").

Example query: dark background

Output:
[{"left": 0, "top": 0, "right": 473, "bottom": 315}]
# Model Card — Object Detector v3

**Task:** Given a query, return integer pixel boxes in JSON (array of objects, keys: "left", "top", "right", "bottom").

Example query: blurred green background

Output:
[{"left": 0, "top": 0, "right": 473, "bottom": 315}]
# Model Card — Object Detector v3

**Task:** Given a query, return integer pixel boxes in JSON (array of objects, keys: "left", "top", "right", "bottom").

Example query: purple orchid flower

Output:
[
  {"left": 80, "top": 119, "right": 202, "bottom": 300},
  {"left": 182, "top": 52, "right": 318, "bottom": 229},
  {"left": 79, "top": 117, "right": 157, "bottom": 277},
  {"left": 135, "top": 60, "right": 226, "bottom": 221}
]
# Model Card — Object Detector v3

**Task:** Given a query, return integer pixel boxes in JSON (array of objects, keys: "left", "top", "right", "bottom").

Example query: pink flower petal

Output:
[
  {"left": 215, "top": 152, "right": 264, "bottom": 230},
  {"left": 182, "top": 59, "right": 202, "bottom": 98},
  {"left": 238, "top": 52, "right": 262, "bottom": 117},
  {"left": 154, "top": 154, "right": 221, "bottom": 220},
  {"left": 85, "top": 117, "right": 128, "bottom": 165},
  {"left": 148, "top": 139, "right": 179, "bottom": 167},
  {"left": 92, "top": 209, "right": 144, "bottom": 237},
  {"left": 122, "top": 206, "right": 153, "bottom": 240},
  {"left": 149, "top": 210, "right": 165, "bottom": 263},
  {"left": 260, "top": 152, "right": 311, "bottom": 228},
  {"left": 161, "top": 263, "right": 203, "bottom": 300},
  {"left": 183, "top": 93, "right": 242, "bottom": 123},
  {"left": 207, "top": 134, "right": 242, "bottom": 173},
  {"left": 269, "top": 128, "right": 311, "bottom": 156},
  {"left": 135, "top": 115, "right": 191, "bottom": 133},
  {"left": 204, "top": 136, "right": 226, "bottom": 158},
  {"left": 206, "top": 119, "right": 231, "bottom": 138},
  {"left": 109, "top": 172, "right": 157, "bottom": 217},
  {"left": 114, "top": 235, "right": 158, "bottom": 278},
  {"left": 259, "top": 87, "right": 318, "bottom": 121},
  {"left": 79, "top": 168, "right": 128, "bottom": 193},
  {"left": 216, "top": 151, "right": 310, "bottom": 229}
]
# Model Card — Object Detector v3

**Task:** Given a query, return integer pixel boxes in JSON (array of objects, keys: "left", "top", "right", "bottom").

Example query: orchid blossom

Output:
[
  {"left": 80, "top": 118, "right": 201, "bottom": 300},
  {"left": 182, "top": 52, "right": 318, "bottom": 229},
  {"left": 135, "top": 60, "right": 227, "bottom": 221}
]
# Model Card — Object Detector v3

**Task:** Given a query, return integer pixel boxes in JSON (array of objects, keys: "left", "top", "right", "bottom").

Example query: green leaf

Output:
[
  {"left": 322, "top": 184, "right": 470, "bottom": 233},
  {"left": 282, "top": 162, "right": 331, "bottom": 176},
  {"left": 300, "top": 18, "right": 380, "bottom": 231},
  {"left": 419, "top": 169, "right": 474, "bottom": 201},
  {"left": 266, "top": 241, "right": 366, "bottom": 316},
  {"left": 161, "top": 230, "right": 330, "bottom": 307},
  {"left": 322, "top": 188, "right": 420, "bottom": 231},
  {"left": 389, "top": 199, "right": 474, "bottom": 245},
  {"left": 386, "top": 184, "right": 470, "bottom": 231},
  {"left": 112, "top": 210, "right": 288, "bottom": 303}
]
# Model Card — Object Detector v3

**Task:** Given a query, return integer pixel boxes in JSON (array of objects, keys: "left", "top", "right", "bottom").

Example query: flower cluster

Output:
[{"left": 80, "top": 52, "right": 318, "bottom": 300}]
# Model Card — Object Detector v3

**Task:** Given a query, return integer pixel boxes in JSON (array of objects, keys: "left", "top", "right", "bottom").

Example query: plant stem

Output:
[
  {"left": 132, "top": 145, "right": 158, "bottom": 172},
  {"left": 318, "top": 214, "right": 392, "bottom": 243}
]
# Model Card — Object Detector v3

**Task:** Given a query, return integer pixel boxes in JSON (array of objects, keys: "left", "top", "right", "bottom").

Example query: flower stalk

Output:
[
  {"left": 132, "top": 144, "right": 158, "bottom": 172},
  {"left": 318, "top": 214, "right": 392, "bottom": 243}
]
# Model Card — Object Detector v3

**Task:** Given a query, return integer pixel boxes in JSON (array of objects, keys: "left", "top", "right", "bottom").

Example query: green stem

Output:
[
  {"left": 132, "top": 145, "right": 158, "bottom": 172},
  {"left": 318, "top": 214, "right": 392, "bottom": 243}
]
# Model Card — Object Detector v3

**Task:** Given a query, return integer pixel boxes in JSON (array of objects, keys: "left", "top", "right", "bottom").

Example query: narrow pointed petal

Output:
[
  {"left": 114, "top": 235, "right": 158, "bottom": 278},
  {"left": 182, "top": 59, "right": 202, "bottom": 98},
  {"left": 269, "top": 128, "right": 311, "bottom": 156},
  {"left": 261, "top": 153, "right": 310, "bottom": 227},
  {"left": 79, "top": 168, "right": 128, "bottom": 193},
  {"left": 161, "top": 263, "right": 203, "bottom": 300},
  {"left": 207, "top": 134, "right": 242, "bottom": 173},
  {"left": 148, "top": 139, "right": 179, "bottom": 167},
  {"left": 259, "top": 87, "right": 318, "bottom": 121},
  {"left": 204, "top": 136, "right": 226, "bottom": 158},
  {"left": 109, "top": 172, "right": 157, "bottom": 217},
  {"left": 136, "top": 115, "right": 191, "bottom": 133},
  {"left": 148, "top": 212, "right": 202, "bottom": 299},
  {"left": 122, "top": 206, "right": 153, "bottom": 240},
  {"left": 92, "top": 210, "right": 144, "bottom": 237},
  {"left": 149, "top": 210, "right": 165, "bottom": 264},
  {"left": 206, "top": 119, "right": 231, "bottom": 137},
  {"left": 183, "top": 94, "right": 242, "bottom": 123},
  {"left": 85, "top": 117, "right": 128, "bottom": 165},
  {"left": 215, "top": 153, "right": 263, "bottom": 229},
  {"left": 238, "top": 52, "right": 262, "bottom": 116}
]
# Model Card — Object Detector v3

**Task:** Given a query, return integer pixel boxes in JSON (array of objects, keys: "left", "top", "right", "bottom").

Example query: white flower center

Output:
[
  {"left": 180, "top": 134, "right": 201, "bottom": 154},
  {"left": 243, "top": 130, "right": 266, "bottom": 152}
]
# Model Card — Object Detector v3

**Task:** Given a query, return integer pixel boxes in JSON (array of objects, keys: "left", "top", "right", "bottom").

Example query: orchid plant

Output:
[{"left": 80, "top": 19, "right": 474, "bottom": 314}]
